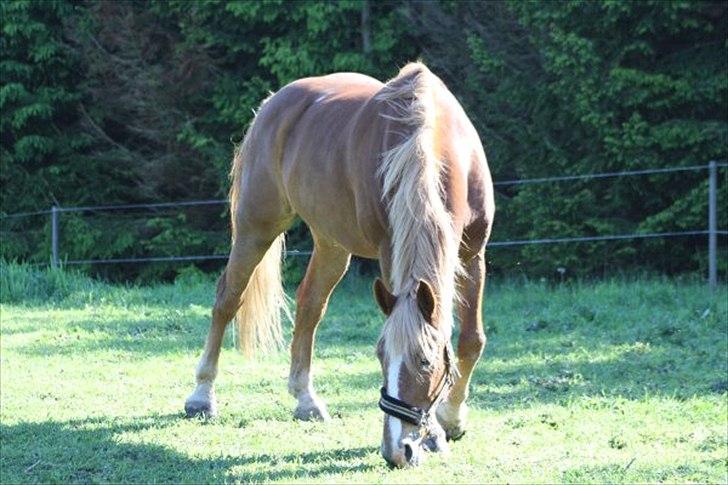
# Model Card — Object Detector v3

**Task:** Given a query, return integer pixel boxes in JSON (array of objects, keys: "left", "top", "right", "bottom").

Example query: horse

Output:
[{"left": 184, "top": 62, "right": 494, "bottom": 467}]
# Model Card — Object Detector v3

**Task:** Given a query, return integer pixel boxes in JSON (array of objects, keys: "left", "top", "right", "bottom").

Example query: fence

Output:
[{"left": 2, "top": 161, "right": 727, "bottom": 289}]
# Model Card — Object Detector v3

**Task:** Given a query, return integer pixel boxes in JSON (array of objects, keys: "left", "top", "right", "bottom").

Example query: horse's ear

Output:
[
  {"left": 416, "top": 280, "right": 436, "bottom": 324},
  {"left": 373, "top": 277, "right": 396, "bottom": 316}
]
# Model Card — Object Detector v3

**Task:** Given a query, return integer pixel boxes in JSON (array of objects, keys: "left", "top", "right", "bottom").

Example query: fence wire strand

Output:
[
  {"left": 495, "top": 162, "right": 727, "bottom": 186},
  {"left": 65, "top": 250, "right": 313, "bottom": 265},
  {"left": 58, "top": 232, "right": 726, "bottom": 265},
  {"left": 59, "top": 199, "right": 227, "bottom": 213},
  {"left": 0, "top": 209, "right": 53, "bottom": 220},
  {"left": 487, "top": 230, "right": 719, "bottom": 247}
]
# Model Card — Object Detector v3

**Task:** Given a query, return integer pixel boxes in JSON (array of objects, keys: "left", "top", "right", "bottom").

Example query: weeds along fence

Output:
[{"left": 2, "top": 161, "right": 727, "bottom": 288}]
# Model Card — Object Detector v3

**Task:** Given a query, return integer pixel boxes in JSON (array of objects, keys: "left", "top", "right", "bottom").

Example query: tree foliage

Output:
[{"left": 1, "top": 0, "right": 725, "bottom": 280}]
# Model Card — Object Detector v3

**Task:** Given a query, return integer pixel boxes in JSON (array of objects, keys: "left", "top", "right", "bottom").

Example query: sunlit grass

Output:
[{"left": 1, "top": 263, "right": 726, "bottom": 483}]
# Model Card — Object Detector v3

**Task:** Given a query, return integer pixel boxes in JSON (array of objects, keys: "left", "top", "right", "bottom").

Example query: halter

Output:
[{"left": 378, "top": 345, "right": 454, "bottom": 430}]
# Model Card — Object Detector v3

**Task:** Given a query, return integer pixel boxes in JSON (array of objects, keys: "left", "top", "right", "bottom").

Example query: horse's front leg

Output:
[
  {"left": 288, "top": 236, "right": 351, "bottom": 421},
  {"left": 437, "top": 249, "right": 486, "bottom": 440}
]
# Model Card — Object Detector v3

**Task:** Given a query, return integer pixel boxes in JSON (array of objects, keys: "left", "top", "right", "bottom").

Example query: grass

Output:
[{"left": 1, "top": 262, "right": 727, "bottom": 483}]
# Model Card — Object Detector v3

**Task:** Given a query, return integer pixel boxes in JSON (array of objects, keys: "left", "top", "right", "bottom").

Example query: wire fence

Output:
[
  {"left": 491, "top": 163, "right": 716, "bottom": 186},
  {"left": 2, "top": 161, "right": 726, "bottom": 287}
]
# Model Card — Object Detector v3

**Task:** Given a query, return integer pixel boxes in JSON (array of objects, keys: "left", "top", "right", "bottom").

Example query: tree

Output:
[
  {"left": 408, "top": 0, "right": 727, "bottom": 275},
  {"left": 1, "top": 0, "right": 725, "bottom": 279}
]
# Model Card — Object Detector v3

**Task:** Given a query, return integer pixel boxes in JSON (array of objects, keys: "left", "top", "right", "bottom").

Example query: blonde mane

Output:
[{"left": 376, "top": 63, "right": 461, "bottom": 370}]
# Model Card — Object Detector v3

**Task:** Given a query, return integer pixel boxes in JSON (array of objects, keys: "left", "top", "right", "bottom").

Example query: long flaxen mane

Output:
[{"left": 376, "top": 63, "right": 461, "bottom": 372}]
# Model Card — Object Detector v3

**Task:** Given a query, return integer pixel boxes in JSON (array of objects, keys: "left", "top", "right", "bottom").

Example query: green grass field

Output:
[{"left": 1, "top": 263, "right": 727, "bottom": 483}]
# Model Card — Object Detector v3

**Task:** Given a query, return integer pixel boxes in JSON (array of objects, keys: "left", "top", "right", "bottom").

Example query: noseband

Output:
[{"left": 378, "top": 346, "right": 454, "bottom": 429}]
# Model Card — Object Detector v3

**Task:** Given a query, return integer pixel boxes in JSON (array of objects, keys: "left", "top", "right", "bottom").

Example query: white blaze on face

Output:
[{"left": 387, "top": 354, "right": 403, "bottom": 452}]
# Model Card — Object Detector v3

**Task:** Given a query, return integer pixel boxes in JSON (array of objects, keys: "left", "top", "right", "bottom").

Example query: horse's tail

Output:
[
  {"left": 233, "top": 233, "right": 289, "bottom": 357},
  {"left": 229, "top": 118, "right": 290, "bottom": 357}
]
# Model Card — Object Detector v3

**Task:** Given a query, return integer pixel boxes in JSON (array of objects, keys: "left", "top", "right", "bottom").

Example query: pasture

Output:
[{"left": 1, "top": 264, "right": 726, "bottom": 483}]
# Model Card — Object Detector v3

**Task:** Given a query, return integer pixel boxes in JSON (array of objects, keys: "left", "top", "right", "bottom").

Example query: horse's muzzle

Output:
[{"left": 383, "top": 438, "right": 421, "bottom": 468}]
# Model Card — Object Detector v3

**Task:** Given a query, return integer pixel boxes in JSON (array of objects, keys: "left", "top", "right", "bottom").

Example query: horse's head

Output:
[{"left": 373, "top": 277, "right": 455, "bottom": 467}]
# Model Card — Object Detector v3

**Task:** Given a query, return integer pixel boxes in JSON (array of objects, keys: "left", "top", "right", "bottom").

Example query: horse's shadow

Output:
[{"left": 0, "top": 414, "right": 379, "bottom": 483}]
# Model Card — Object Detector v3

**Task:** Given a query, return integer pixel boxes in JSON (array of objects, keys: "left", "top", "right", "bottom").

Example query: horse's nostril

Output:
[{"left": 404, "top": 443, "right": 414, "bottom": 463}]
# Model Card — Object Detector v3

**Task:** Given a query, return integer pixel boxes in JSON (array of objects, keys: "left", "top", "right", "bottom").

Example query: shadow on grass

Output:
[
  {"left": 11, "top": 314, "right": 726, "bottom": 418},
  {"left": 0, "top": 415, "right": 379, "bottom": 483},
  {"left": 469, "top": 330, "right": 727, "bottom": 410},
  {"left": 11, "top": 313, "right": 212, "bottom": 356},
  {"left": 7, "top": 278, "right": 727, "bottom": 415},
  {"left": 323, "top": 310, "right": 727, "bottom": 411},
  {"left": 10, "top": 306, "right": 380, "bottom": 358}
]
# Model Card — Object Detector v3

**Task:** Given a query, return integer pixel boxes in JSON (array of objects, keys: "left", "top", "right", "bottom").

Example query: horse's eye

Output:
[{"left": 420, "top": 358, "right": 431, "bottom": 369}]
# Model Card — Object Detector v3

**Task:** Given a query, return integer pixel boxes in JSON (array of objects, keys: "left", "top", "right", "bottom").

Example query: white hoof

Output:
[
  {"left": 293, "top": 395, "right": 331, "bottom": 421},
  {"left": 436, "top": 401, "right": 467, "bottom": 441},
  {"left": 185, "top": 383, "right": 217, "bottom": 418}
]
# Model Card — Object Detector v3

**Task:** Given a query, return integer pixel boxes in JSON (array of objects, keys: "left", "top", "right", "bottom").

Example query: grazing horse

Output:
[{"left": 184, "top": 62, "right": 494, "bottom": 467}]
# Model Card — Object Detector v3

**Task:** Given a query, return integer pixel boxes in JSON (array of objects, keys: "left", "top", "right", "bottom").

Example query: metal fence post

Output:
[
  {"left": 51, "top": 205, "right": 59, "bottom": 269},
  {"left": 708, "top": 161, "right": 717, "bottom": 290}
]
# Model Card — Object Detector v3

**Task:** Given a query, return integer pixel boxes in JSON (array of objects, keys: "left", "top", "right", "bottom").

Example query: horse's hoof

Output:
[
  {"left": 423, "top": 432, "right": 450, "bottom": 453},
  {"left": 445, "top": 428, "right": 466, "bottom": 441},
  {"left": 184, "top": 399, "right": 217, "bottom": 418},
  {"left": 294, "top": 403, "right": 331, "bottom": 421},
  {"left": 437, "top": 401, "right": 467, "bottom": 441}
]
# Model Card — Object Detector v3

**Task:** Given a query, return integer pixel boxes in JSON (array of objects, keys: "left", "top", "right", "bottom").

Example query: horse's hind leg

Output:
[
  {"left": 437, "top": 248, "right": 486, "bottom": 440},
  {"left": 184, "top": 230, "right": 282, "bottom": 417},
  {"left": 288, "top": 234, "right": 351, "bottom": 421}
]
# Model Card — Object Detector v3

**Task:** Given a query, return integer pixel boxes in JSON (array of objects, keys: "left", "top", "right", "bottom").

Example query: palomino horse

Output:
[{"left": 184, "top": 62, "right": 494, "bottom": 467}]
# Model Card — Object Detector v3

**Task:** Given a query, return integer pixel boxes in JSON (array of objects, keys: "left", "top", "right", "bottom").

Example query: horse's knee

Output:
[
  {"left": 458, "top": 331, "right": 486, "bottom": 362},
  {"left": 211, "top": 265, "right": 251, "bottom": 323}
]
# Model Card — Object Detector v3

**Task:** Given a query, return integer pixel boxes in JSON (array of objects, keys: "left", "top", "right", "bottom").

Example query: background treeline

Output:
[{"left": 1, "top": 0, "right": 726, "bottom": 282}]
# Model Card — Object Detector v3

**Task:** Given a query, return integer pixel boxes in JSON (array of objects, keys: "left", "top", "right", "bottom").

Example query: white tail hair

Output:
[
  {"left": 229, "top": 123, "right": 291, "bottom": 357},
  {"left": 376, "top": 63, "right": 461, "bottom": 370},
  {"left": 233, "top": 233, "right": 290, "bottom": 357}
]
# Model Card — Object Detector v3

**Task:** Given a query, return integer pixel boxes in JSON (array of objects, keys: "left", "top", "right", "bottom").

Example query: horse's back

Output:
[
  {"left": 268, "top": 73, "right": 390, "bottom": 256},
  {"left": 240, "top": 65, "right": 493, "bottom": 258}
]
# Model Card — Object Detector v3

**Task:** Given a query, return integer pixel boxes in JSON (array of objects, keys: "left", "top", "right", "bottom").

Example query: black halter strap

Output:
[
  {"left": 378, "top": 347, "right": 453, "bottom": 428},
  {"left": 378, "top": 388, "right": 428, "bottom": 426}
]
